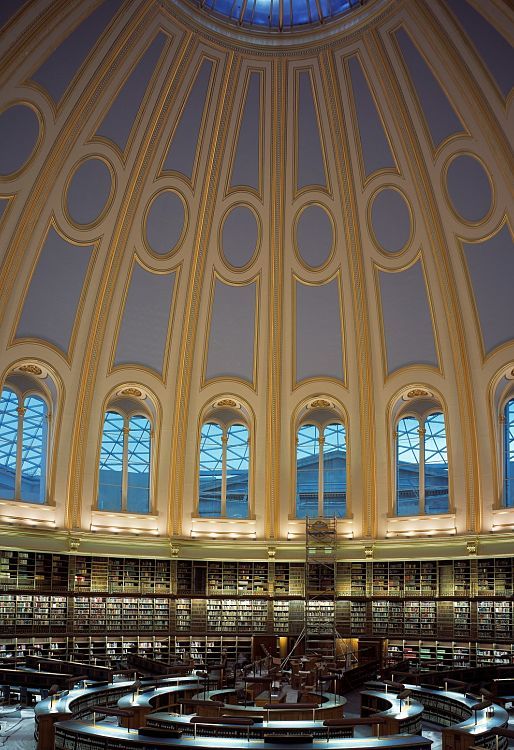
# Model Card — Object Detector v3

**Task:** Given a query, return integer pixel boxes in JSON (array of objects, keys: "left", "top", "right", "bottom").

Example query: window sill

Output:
[
  {"left": 287, "top": 514, "right": 353, "bottom": 521},
  {"left": 387, "top": 511, "right": 456, "bottom": 521},
  {"left": 92, "top": 509, "right": 158, "bottom": 519},
  {"left": 191, "top": 515, "right": 256, "bottom": 522},
  {"left": 0, "top": 497, "right": 54, "bottom": 508}
]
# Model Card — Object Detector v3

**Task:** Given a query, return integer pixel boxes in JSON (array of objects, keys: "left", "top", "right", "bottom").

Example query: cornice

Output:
[
  {"left": 2, "top": 527, "right": 513, "bottom": 562},
  {"left": 163, "top": 0, "right": 395, "bottom": 55}
]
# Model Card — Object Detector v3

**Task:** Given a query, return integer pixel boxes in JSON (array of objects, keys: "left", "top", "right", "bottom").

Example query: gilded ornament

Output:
[
  {"left": 215, "top": 398, "right": 238, "bottom": 408},
  {"left": 18, "top": 364, "right": 43, "bottom": 376},
  {"left": 309, "top": 399, "right": 332, "bottom": 409},
  {"left": 406, "top": 388, "right": 430, "bottom": 399},
  {"left": 119, "top": 387, "right": 143, "bottom": 399}
]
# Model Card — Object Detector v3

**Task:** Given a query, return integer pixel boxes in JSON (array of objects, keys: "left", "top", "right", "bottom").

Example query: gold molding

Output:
[
  {"left": 0, "top": 99, "right": 44, "bottom": 182},
  {"left": 167, "top": 50, "right": 239, "bottom": 538},
  {"left": 342, "top": 50, "right": 400, "bottom": 189},
  {"left": 291, "top": 269, "right": 347, "bottom": 390},
  {"left": 292, "top": 64, "right": 332, "bottom": 200},
  {"left": 224, "top": 65, "right": 265, "bottom": 202},
  {"left": 142, "top": 187, "right": 189, "bottom": 259},
  {"left": 217, "top": 201, "right": 262, "bottom": 273},
  {"left": 455, "top": 217, "right": 513, "bottom": 365},
  {"left": 441, "top": 150, "right": 496, "bottom": 229},
  {"left": 367, "top": 183, "right": 415, "bottom": 257},
  {"left": 265, "top": 58, "right": 287, "bottom": 539},
  {"left": 372, "top": 250, "right": 443, "bottom": 382},
  {"left": 62, "top": 153, "right": 117, "bottom": 232},
  {"left": 8, "top": 217, "right": 99, "bottom": 366},
  {"left": 157, "top": 53, "right": 219, "bottom": 192},
  {"left": 387, "top": 20, "right": 468, "bottom": 160},
  {"left": 320, "top": 48, "right": 377, "bottom": 538},
  {"left": 367, "top": 26, "right": 481, "bottom": 534},
  {"left": 292, "top": 201, "right": 336, "bottom": 272},
  {"left": 87, "top": 30, "right": 173, "bottom": 165},
  {"left": 108, "top": 253, "right": 182, "bottom": 385},
  {"left": 65, "top": 27, "right": 197, "bottom": 531}
]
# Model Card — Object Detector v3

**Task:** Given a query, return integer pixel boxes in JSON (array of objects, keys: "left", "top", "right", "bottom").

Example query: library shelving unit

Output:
[{"left": 2, "top": 550, "right": 514, "bottom": 668}]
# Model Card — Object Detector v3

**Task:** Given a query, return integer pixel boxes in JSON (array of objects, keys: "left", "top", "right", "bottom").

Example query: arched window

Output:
[
  {"left": 504, "top": 398, "right": 514, "bottom": 508},
  {"left": 396, "top": 411, "right": 448, "bottom": 516},
  {"left": 0, "top": 388, "right": 48, "bottom": 503},
  {"left": 296, "top": 422, "right": 347, "bottom": 519},
  {"left": 98, "top": 411, "right": 151, "bottom": 513},
  {"left": 198, "top": 421, "right": 249, "bottom": 519}
]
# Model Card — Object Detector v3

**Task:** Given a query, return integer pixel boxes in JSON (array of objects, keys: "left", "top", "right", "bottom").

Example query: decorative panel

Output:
[
  {"left": 295, "top": 204, "right": 333, "bottom": 269},
  {"left": 462, "top": 224, "right": 514, "bottom": 355},
  {"left": 30, "top": 0, "right": 125, "bottom": 103},
  {"left": 95, "top": 33, "right": 167, "bottom": 153},
  {"left": 15, "top": 227, "right": 93, "bottom": 354},
  {"left": 446, "top": 154, "right": 492, "bottom": 223},
  {"left": 229, "top": 71, "right": 261, "bottom": 192},
  {"left": 66, "top": 158, "right": 112, "bottom": 226},
  {"left": 347, "top": 55, "right": 395, "bottom": 178},
  {"left": 378, "top": 261, "right": 438, "bottom": 374},
  {"left": 221, "top": 206, "right": 258, "bottom": 269},
  {"left": 0, "top": 104, "right": 39, "bottom": 176},
  {"left": 296, "top": 70, "right": 326, "bottom": 190},
  {"left": 145, "top": 190, "right": 185, "bottom": 256},
  {"left": 444, "top": 0, "right": 514, "bottom": 98},
  {"left": 162, "top": 59, "right": 213, "bottom": 180},
  {"left": 114, "top": 263, "right": 176, "bottom": 375},
  {"left": 395, "top": 27, "right": 463, "bottom": 148},
  {"left": 205, "top": 279, "right": 256, "bottom": 383},
  {"left": 0, "top": 1, "right": 30, "bottom": 30},
  {"left": 295, "top": 277, "right": 344, "bottom": 383},
  {"left": 0, "top": 197, "right": 9, "bottom": 222},
  {"left": 371, "top": 188, "right": 411, "bottom": 253}
]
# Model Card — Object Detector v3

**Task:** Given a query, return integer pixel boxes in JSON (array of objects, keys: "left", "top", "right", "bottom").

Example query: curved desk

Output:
[
  {"left": 34, "top": 675, "right": 201, "bottom": 749},
  {"left": 148, "top": 713, "right": 356, "bottom": 739},
  {"left": 195, "top": 688, "right": 346, "bottom": 720},
  {"left": 54, "top": 720, "right": 432, "bottom": 750},
  {"left": 361, "top": 690, "right": 424, "bottom": 735},
  {"left": 364, "top": 681, "right": 509, "bottom": 750},
  {"left": 117, "top": 681, "right": 204, "bottom": 727}
]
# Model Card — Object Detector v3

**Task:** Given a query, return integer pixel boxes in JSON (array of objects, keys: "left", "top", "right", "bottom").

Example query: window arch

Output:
[
  {"left": 198, "top": 421, "right": 250, "bottom": 519},
  {"left": 504, "top": 397, "right": 514, "bottom": 508},
  {"left": 396, "top": 411, "right": 448, "bottom": 516},
  {"left": 0, "top": 387, "right": 48, "bottom": 503},
  {"left": 98, "top": 410, "right": 152, "bottom": 513},
  {"left": 296, "top": 421, "right": 347, "bottom": 519}
]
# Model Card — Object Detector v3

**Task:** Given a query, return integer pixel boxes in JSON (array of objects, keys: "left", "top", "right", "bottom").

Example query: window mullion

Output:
[
  {"left": 221, "top": 431, "right": 228, "bottom": 516},
  {"left": 122, "top": 421, "right": 129, "bottom": 511},
  {"left": 419, "top": 424, "right": 425, "bottom": 514},
  {"left": 15, "top": 402, "right": 25, "bottom": 499},
  {"left": 318, "top": 433, "right": 324, "bottom": 517}
]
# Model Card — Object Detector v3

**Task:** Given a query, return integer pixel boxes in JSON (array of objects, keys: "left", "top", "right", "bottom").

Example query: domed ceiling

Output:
[{"left": 0, "top": 0, "right": 512, "bottom": 557}]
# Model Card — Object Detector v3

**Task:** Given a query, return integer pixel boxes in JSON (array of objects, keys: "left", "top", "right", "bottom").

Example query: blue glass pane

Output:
[
  {"left": 127, "top": 415, "right": 151, "bottom": 514},
  {"left": 0, "top": 388, "right": 18, "bottom": 499},
  {"left": 98, "top": 411, "right": 123, "bottom": 511},
  {"left": 199, "top": 422, "right": 223, "bottom": 517},
  {"left": 187, "top": 0, "right": 360, "bottom": 29},
  {"left": 397, "top": 416, "right": 420, "bottom": 515},
  {"left": 505, "top": 399, "right": 514, "bottom": 508},
  {"left": 21, "top": 396, "right": 47, "bottom": 503},
  {"left": 296, "top": 424, "right": 319, "bottom": 518},
  {"left": 226, "top": 424, "right": 249, "bottom": 519},
  {"left": 424, "top": 412, "right": 449, "bottom": 514},
  {"left": 323, "top": 422, "right": 346, "bottom": 518}
]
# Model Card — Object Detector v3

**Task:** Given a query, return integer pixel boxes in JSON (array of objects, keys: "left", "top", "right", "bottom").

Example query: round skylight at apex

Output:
[{"left": 187, "top": 0, "right": 364, "bottom": 31}]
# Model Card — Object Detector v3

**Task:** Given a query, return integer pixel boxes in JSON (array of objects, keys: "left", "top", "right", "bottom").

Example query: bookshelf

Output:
[{"left": 2, "top": 550, "right": 514, "bottom": 668}]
